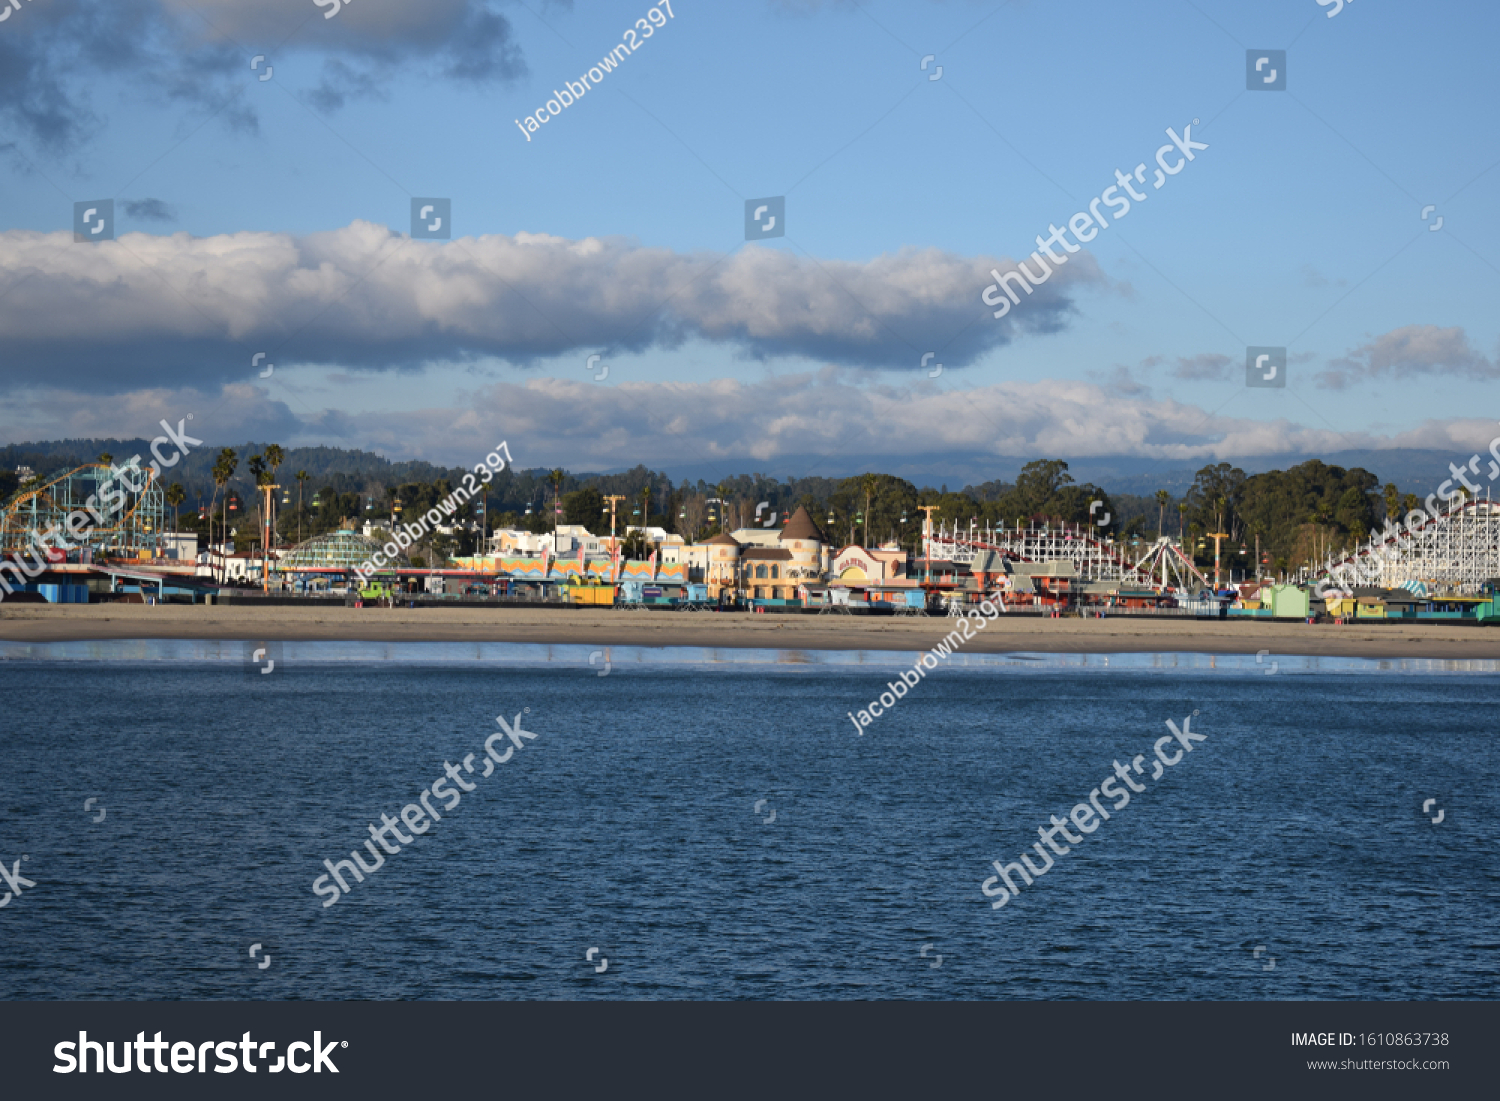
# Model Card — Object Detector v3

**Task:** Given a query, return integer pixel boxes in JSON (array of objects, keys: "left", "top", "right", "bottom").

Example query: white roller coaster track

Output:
[
  {"left": 924, "top": 521, "right": 1211, "bottom": 590},
  {"left": 1313, "top": 496, "right": 1500, "bottom": 594}
]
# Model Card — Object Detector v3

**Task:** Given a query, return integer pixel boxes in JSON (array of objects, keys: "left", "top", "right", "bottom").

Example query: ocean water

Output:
[{"left": 0, "top": 642, "right": 1496, "bottom": 1001}]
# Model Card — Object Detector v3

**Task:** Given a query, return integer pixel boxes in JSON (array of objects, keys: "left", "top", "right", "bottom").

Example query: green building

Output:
[{"left": 1264, "top": 584, "right": 1310, "bottom": 619}]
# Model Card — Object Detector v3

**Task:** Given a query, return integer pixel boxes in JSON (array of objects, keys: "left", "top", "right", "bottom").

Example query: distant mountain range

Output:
[
  {"left": 0, "top": 440, "right": 460, "bottom": 501},
  {"left": 1, "top": 438, "right": 1479, "bottom": 501},
  {"left": 651, "top": 449, "right": 1480, "bottom": 497}
]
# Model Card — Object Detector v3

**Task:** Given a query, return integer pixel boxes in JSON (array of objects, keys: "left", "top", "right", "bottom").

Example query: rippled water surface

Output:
[{"left": 1, "top": 642, "right": 1496, "bottom": 1000}]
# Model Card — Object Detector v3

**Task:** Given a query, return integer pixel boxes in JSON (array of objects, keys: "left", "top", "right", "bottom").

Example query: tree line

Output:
[{"left": 3, "top": 440, "right": 1423, "bottom": 573}]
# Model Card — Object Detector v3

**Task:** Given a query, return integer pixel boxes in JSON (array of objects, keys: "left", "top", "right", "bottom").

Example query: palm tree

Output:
[
  {"left": 248, "top": 454, "right": 276, "bottom": 584},
  {"left": 1154, "top": 490, "right": 1170, "bottom": 538},
  {"left": 248, "top": 454, "right": 267, "bottom": 552},
  {"left": 206, "top": 465, "right": 223, "bottom": 557},
  {"left": 548, "top": 468, "right": 566, "bottom": 535},
  {"left": 263, "top": 444, "right": 285, "bottom": 543},
  {"left": 295, "top": 470, "right": 310, "bottom": 543},
  {"left": 98, "top": 452, "right": 113, "bottom": 467},
  {"left": 621, "top": 529, "right": 649, "bottom": 561},
  {"left": 1383, "top": 482, "right": 1401, "bottom": 522},
  {"left": 861, "top": 472, "right": 878, "bottom": 548},
  {"left": 165, "top": 482, "right": 185, "bottom": 535},
  {"left": 1176, "top": 501, "right": 1187, "bottom": 539},
  {"left": 212, "top": 448, "right": 238, "bottom": 582}
]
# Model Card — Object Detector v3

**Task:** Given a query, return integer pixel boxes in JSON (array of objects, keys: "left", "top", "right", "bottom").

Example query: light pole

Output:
[
  {"left": 603, "top": 494, "right": 626, "bottom": 584},
  {"left": 258, "top": 483, "right": 280, "bottom": 594},
  {"left": 1206, "top": 530, "right": 1229, "bottom": 590},
  {"left": 917, "top": 504, "right": 939, "bottom": 587}
]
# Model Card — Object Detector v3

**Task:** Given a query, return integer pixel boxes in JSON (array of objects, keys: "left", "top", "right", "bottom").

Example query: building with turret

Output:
[
  {"left": 704, "top": 531, "right": 741, "bottom": 601},
  {"left": 779, "top": 505, "right": 829, "bottom": 594},
  {"left": 694, "top": 506, "right": 832, "bottom": 603}
]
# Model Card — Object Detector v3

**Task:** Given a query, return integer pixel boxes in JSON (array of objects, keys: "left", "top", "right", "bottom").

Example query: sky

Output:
[{"left": 1, "top": 0, "right": 1498, "bottom": 486}]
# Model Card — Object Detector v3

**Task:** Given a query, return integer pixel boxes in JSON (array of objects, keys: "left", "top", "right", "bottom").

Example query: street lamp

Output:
[{"left": 603, "top": 495, "right": 626, "bottom": 584}]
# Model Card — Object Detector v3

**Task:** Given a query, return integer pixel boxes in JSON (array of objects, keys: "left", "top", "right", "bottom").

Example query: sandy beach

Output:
[{"left": 3, "top": 603, "right": 1499, "bottom": 659}]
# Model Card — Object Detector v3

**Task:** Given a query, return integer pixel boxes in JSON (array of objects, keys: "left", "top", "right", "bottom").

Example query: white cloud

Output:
[
  {"left": 302, "top": 376, "right": 1500, "bottom": 470},
  {"left": 0, "top": 372, "right": 1427, "bottom": 471},
  {"left": 0, "top": 384, "right": 303, "bottom": 449},
  {"left": 1319, "top": 325, "right": 1497, "bottom": 389},
  {"left": 0, "top": 223, "right": 1103, "bottom": 385}
]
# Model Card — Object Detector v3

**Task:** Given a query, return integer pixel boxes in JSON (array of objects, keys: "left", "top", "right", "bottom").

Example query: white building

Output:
[
  {"left": 553, "top": 525, "right": 608, "bottom": 556},
  {"left": 661, "top": 543, "right": 709, "bottom": 579},
  {"left": 487, "top": 525, "right": 610, "bottom": 558},
  {"left": 489, "top": 528, "right": 538, "bottom": 555},
  {"left": 196, "top": 543, "right": 286, "bottom": 581},
  {"left": 197, "top": 550, "right": 257, "bottom": 581},
  {"left": 159, "top": 533, "right": 198, "bottom": 561}
]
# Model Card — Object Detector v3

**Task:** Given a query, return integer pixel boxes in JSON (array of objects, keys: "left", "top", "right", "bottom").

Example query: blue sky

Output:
[{"left": 1, "top": 0, "right": 1497, "bottom": 481}]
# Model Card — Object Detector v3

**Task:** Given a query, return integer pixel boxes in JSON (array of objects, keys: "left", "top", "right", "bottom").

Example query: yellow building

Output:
[
  {"left": 704, "top": 532, "right": 741, "bottom": 601},
  {"left": 702, "top": 506, "right": 829, "bottom": 602}
]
